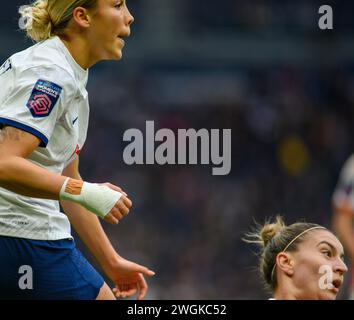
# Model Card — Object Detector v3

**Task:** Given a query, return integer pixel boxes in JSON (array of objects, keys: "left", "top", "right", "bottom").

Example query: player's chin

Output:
[
  {"left": 110, "top": 48, "right": 123, "bottom": 60},
  {"left": 319, "top": 290, "right": 338, "bottom": 300},
  {"left": 105, "top": 51, "right": 123, "bottom": 61}
]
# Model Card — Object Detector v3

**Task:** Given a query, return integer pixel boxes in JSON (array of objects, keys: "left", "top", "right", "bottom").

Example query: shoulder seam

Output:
[{"left": 14, "top": 63, "right": 77, "bottom": 85}]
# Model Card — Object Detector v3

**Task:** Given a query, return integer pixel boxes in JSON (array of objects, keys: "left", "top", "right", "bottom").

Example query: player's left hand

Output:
[{"left": 105, "top": 256, "right": 155, "bottom": 300}]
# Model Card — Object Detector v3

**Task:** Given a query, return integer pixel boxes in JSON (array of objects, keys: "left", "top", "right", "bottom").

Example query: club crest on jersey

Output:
[{"left": 26, "top": 79, "right": 62, "bottom": 118}]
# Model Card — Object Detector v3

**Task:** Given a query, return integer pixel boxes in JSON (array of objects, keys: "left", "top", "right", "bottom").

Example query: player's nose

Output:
[
  {"left": 334, "top": 258, "right": 348, "bottom": 275},
  {"left": 126, "top": 7, "right": 134, "bottom": 27}
]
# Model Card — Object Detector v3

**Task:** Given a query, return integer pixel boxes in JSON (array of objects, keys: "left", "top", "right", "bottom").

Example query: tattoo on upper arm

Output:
[{"left": 0, "top": 126, "right": 27, "bottom": 144}]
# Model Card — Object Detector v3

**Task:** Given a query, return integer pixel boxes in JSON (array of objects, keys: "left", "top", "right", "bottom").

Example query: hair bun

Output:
[
  {"left": 21, "top": 0, "right": 53, "bottom": 42},
  {"left": 260, "top": 216, "right": 285, "bottom": 248}
]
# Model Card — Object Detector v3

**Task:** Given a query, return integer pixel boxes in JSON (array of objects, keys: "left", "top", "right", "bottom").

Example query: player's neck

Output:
[
  {"left": 58, "top": 34, "right": 95, "bottom": 70},
  {"left": 273, "top": 283, "right": 298, "bottom": 300}
]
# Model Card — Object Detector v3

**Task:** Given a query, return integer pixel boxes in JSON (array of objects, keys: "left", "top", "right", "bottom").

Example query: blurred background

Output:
[{"left": 1, "top": 0, "right": 354, "bottom": 299}]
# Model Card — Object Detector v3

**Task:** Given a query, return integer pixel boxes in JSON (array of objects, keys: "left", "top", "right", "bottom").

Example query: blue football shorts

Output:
[{"left": 0, "top": 235, "right": 104, "bottom": 300}]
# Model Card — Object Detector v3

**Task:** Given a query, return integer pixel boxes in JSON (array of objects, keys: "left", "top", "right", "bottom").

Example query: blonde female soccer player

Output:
[
  {"left": 245, "top": 217, "right": 348, "bottom": 299},
  {"left": 0, "top": 0, "right": 154, "bottom": 300}
]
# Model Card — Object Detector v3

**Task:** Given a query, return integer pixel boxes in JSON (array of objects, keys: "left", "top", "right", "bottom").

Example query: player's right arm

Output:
[
  {"left": 0, "top": 125, "right": 130, "bottom": 224},
  {"left": 0, "top": 125, "right": 66, "bottom": 199}
]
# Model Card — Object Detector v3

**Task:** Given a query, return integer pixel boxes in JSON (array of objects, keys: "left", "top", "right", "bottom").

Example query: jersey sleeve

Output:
[
  {"left": 332, "top": 155, "right": 354, "bottom": 215},
  {"left": 0, "top": 63, "right": 75, "bottom": 147}
]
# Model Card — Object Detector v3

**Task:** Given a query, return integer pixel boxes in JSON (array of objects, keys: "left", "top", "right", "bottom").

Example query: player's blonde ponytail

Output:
[
  {"left": 244, "top": 216, "right": 325, "bottom": 291},
  {"left": 20, "top": 0, "right": 98, "bottom": 42}
]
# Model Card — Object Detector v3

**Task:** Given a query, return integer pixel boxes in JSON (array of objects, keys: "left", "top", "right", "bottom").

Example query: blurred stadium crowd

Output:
[{"left": 2, "top": 0, "right": 354, "bottom": 299}]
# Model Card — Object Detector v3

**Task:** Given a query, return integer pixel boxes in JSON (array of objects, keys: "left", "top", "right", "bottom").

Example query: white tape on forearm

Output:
[{"left": 60, "top": 178, "right": 122, "bottom": 218}]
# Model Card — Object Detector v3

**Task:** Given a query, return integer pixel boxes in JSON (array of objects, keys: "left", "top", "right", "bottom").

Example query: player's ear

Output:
[
  {"left": 72, "top": 7, "right": 92, "bottom": 28},
  {"left": 276, "top": 252, "right": 294, "bottom": 277}
]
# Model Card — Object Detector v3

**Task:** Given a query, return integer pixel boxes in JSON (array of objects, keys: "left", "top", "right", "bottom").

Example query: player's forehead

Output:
[{"left": 301, "top": 229, "right": 344, "bottom": 254}]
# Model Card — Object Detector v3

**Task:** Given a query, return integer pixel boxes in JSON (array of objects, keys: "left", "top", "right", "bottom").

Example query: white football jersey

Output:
[
  {"left": 0, "top": 36, "right": 90, "bottom": 240},
  {"left": 332, "top": 154, "right": 354, "bottom": 214}
]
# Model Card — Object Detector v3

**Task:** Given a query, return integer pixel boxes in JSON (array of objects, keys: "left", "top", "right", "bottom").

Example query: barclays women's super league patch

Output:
[{"left": 26, "top": 79, "right": 62, "bottom": 118}]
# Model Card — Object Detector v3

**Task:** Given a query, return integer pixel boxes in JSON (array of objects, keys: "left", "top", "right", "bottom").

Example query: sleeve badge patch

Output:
[{"left": 26, "top": 79, "right": 63, "bottom": 118}]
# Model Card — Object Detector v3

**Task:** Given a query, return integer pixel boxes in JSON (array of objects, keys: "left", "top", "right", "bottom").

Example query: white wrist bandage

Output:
[{"left": 59, "top": 178, "right": 122, "bottom": 218}]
